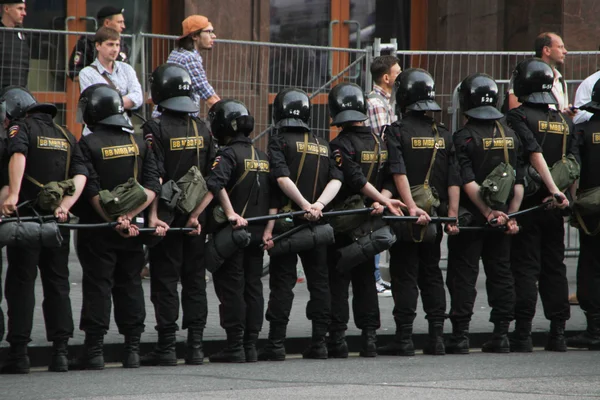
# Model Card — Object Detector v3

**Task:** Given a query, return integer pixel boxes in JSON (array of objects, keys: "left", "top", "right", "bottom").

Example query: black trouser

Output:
[
  {"left": 388, "top": 230, "right": 446, "bottom": 325},
  {"left": 265, "top": 244, "right": 330, "bottom": 327},
  {"left": 511, "top": 208, "right": 570, "bottom": 321},
  {"left": 446, "top": 229, "right": 514, "bottom": 323},
  {"left": 577, "top": 231, "right": 600, "bottom": 315},
  {"left": 5, "top": 230, "right": 73, "bottom": 344},
  {"left": 149, "top": 215, "right": 207, "bottom": 333},
  {"left": 212, "top": 245, "right": 264, "bottom": 333},
  {"left": 328, "top": 238, "right": 380, "bottom": 332},
  {"left": 78, "top": 230, "right": 146, "bottom": 336},
  {"left": 0, "top": 250, "right": 5, "bottom": 342}
]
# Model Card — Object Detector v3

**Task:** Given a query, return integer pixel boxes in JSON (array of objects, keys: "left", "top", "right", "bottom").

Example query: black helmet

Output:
[
  {"left": 208, "top": 100, "right": 255, "bottom": 142},
  {"left": 150, "top": 63, "right": 198, "bottom": 113},
  {"left": 512, "top": 58, "right": 557, "bottom": 105},
  {"left": 458, "top": 73, "right": 504, "bottom": 120},
  {"left": 328, "top": 82, "right": 367, "bottom": 126},
  {"left": 0, "top": 86, "right": 57, "bottom": 120},
  {"left": 395, "top": 68, "right": 441, "bottom": 112},
  {"left": 78, "top": 83, "right": 132, "bottom": 129},
  {"left": 580, "top": 77, "right": 600, "bottom": 113},
  {"left": 273, "top": 88, "right": 310, "bottom": 130}
]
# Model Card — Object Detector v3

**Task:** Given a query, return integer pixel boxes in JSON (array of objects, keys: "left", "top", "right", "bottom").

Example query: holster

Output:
[
  {"left": 269, "top": 224, "right": 335, "bottom": 257},
  {"left": 204, "top": 224, "right": 252, "bottom": 273}
]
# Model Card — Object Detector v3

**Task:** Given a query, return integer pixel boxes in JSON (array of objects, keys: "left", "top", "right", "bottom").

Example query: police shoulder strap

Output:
[
  {"left": 557, "top": 112, "right": 570, "bottom": 159},
  {"left": 423, "top": 123, "right": 441, "bottom": 187},
  {"left": 128, "top": 133, "right": 139, "bottom": 181},
  {"left": 228, "top": 144, "right": 254, "bottom": 195},
  {"left": 495, "top": 120, "right": 510, "bottom": 166},
  {"left": 239, "top": 145, "right": 257, "bottom": 218},
  {"left": 24, "top": 123, "right": 73, "bottom": 188},
  {"left": 366, "top": 131, "right": 381, "bottom": 183},
  {"left": 191, "top": 117, "right": 201, "bottom": 171},
  {"left": 311, "top": 135, "right": 322, "bottom": 203}
]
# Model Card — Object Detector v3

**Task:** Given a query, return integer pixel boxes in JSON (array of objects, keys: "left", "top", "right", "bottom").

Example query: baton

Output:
[
  {"left": 489, "top": 198, "right": 555, "bottom": 225},
  {"left": 245, "top": 210, "right": 308, "bottom": 223},
  {"left": 261, "top": 223, "right": 311, "bottom": 250},
  {"left": 136, "top": 227, "right": 196, "bottom": 234},
  {"left": 322, "top": 208, "right": 376, "bottom": 217},
  {"left": 57, "top": 222, "right": 120, "bottom": 229},
  {"left": 382, "top": 216, "right": 457, "bottom": 223},
  {"left": 458, "top": 225, "right": 521, "bottom": 232}
]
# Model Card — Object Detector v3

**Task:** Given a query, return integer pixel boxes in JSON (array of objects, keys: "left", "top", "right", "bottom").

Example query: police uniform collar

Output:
[
  {"left": 341, "top": 125, "right": 372, "bottom": 134},
  {"left": 228, "top": 135, "right": 252, "bottom": 145}
]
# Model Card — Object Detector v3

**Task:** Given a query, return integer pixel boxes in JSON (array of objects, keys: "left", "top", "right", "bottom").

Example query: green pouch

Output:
[
  {"left": 480, "top": 162, "right": 516, "bottom": 208},
  {"left": 574, "top": 186, "right": 600, "bottom": 217},
  {"left": 176, "top": 165, "right": 209, "bottom": 214},
  {"left": 273, "top": 204, "right": 295, "bottom": 234},
  {"left": 99, "top": 178, "right": 148, "bottom": 218},
  {"left": 411, "top": 184, "right": 440, "bottom": 213},
  {"left": 213, "top": 205, "right": 228, "bottom": 224},
  {"left": 328, "top": 194, "right": 368, "bottom": 234},
  {"left": 35, "top": 179, "right": 76, "bottom": 211},
  {"left": 550, "top": 154, "right": 580, "bottom": 192}
]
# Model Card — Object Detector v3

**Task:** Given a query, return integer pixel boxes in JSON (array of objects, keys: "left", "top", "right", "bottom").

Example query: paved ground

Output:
[{"left": 2, "top": 350, "right": 599, "bottom": 400}]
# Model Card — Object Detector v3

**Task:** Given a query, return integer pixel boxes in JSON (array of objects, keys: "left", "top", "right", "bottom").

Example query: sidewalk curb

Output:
[{"left": 2, "top": 330, "right": 586, "bottom": 369}]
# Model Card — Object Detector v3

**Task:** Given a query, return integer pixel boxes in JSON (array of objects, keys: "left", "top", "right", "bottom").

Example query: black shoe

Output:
[
  {"left": 186, "top": 329, "right": 204, "bottom": 365},
  {"left": 377, "top": 324, "right": 414, "bottom": 356},
  {"left": 359, "top": 329, "right": 377, "bottom": 357},
  {"left": 69, "top": 334, "right": 104, "bottom": 370},
  {"left": 257, "top": 324, "right": 286, "bottom": 361},
  {"left": 423, "top": 320, "right": 445, "bottom": 356},
  {"left": 545, "top": 320, "right": 567, "bottom": 352},
  {"left": 510, "top": 320, "right": 533, "bottom": 353},
  {"left": 141, "top": 332, "right": 177, "bottom": 367},
  {"left": 445, "top": 321, "right": 470, "bottom": 355},
  {"left": 303, "top": 323, "right": 328, "bottom": 359},
  {"left": 49, "top": 340, "right": 69, "bottom": 372},
  {"left": 482, "top": 321, "right": 510, "bottom": 353},
  {"left": 567, "top": 313, "right": 600, "bottom": 350},
  {"left": 209, "top": 330, "right": 246, "bottom": 363},
  {"left": 123, "top": 335, "right": 141, "bottom": 368},
  {"left": 327, "top": 330, "right": 348, "bottom": 358},
  {"left": 0, "top": 344, "right": 30, "bottom": 374},
  {"left": 244, "top": 331, "right": 259, "bottom": 363}
]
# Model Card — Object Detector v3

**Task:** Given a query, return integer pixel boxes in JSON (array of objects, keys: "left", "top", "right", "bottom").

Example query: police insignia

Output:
[
  {"left": 120, "top": 52, "right": 127, "bottom": 61},
  {"left": 8, "top": 125, "right": 19, "bottom": 138},
  {"left": 333, "top": 149, "right": 342, "bottom": 167},
  {"left": 74, "top": 52, "right": 81, "bottom": 64},
  {"left": 212, "top": 156, "right": 221, "bottom": 170}
]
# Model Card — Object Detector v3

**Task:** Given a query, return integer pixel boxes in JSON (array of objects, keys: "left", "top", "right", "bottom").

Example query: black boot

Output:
[
  {"left": 140, "top": 332, "right": 177, "bottom": 366},
  {"left": 567, "top": 313, "right": 600, "bottom": 350},
  {"left": 186, "top": 329, "right": 204, "bottom": 365},
  {"left": 445, "top": 320, "right": 470, "bottom": 355},
  {"left": 69, "top": 335, "right": 104, "bottom": 370},
  {"left": 244, "top": 331, "right": 259, "bottom": 363},
  {"left": 376, "top": 324, "right": 414, "bottom": 356},
  {"left": 359, "top": 329, "right": 377, "bottom": 357},
  {"left": 545, "top": 320, "right": 567, "bottom": 352},
  {"left": 423, "top": 320, "right": 445, "bottom": 355},
  {"left": 327, "top": 330, "right": 349, "bottom": 358},
  {"left": 482, "top": 321, "right": 510, "bottom": 353},
  {"left": 123, "top": 335, "right": 141, "bottom": 368},
  {"left": 257, "top": 324, "right": 286, "bottom": 361},
  {"left": 303, "top": 323, "right": 328, "bottom": 359},
  {"left": 510, "top": 320, "right": 533, "bottom": 352},
  {"left": 49, "top": 340, "right": 69, "bottom": 372},
  {"left": 209, "top": 329, "right": 246, "bottom": 363},
  {"left": 0, "top": 344, "right": 30, "bottom": 374}
]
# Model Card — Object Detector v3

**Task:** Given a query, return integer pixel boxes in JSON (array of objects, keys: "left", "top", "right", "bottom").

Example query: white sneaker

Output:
[
  {"left": 377, "top": 279, "right": 391, "bottom": 290},
  {"left": 376, "top": 282, "right": 392, "bottom": 297}
]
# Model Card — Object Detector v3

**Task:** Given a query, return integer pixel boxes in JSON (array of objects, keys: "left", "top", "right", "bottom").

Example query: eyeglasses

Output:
[{"left": 201, "top": 29, "right": 216, "bottom": 36}]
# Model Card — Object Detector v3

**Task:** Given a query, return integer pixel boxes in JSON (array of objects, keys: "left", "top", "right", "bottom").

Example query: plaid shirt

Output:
[
  {"left": 152, "top": 47, "right": 216, "bottom": 118},
  {"left": 365, "top": 84, "right": 396, "bottom": 136}
]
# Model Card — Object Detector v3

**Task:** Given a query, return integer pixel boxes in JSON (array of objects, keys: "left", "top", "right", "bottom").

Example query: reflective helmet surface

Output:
[
  {"left": 512, "top": 58, "right": 557, "bottom": 105},
  {"left": 79, "top": 84, "right": 131, "bottom": 128},
  {"left": 150, "top": 63, "right": 198, "bottom": 113},
  {"left": 273, "top": 88, "right": 310, "bottom": 130},
  {"left": 458, "top": 73, "right": 504, "bottom": 120},
  {"left": 0, "top": 86, "right": 57, "bottom": 120},
  {"left": 208, "top": 99, "right": 255, "bottom": 141},
  {"left": 328, "top": 82, "right": 367, "bottom": 126},
  {"left": 394, "top": 68, "right": 441, "bottom": 112}
]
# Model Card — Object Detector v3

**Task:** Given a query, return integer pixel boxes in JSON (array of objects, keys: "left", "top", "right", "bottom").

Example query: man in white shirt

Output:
[
  {"left": 79, "top": 27, "right": 142, "bottom": 135},
  {"left": 573, "top": 70, "right": 600, "bottom": 125}
]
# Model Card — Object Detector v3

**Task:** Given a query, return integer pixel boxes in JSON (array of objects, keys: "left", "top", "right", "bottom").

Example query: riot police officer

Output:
[
  {"left": 568, "top": 78, "right": 600, "bottom": 350},
  {"left": 0, "top": 99, "right": 7, "bottom": 344},
  {"left": 379, "top": 68, "right": 460, "bottom": 356},
  {"left": 75, "top": 84, "right": 161, "bottom": 370},
  {"left": 0, "top": 86, "right": 88, "bottom": 373},
  {"left": 507, "top": 59, "right": 573, "bottom": 353},
  {"left": 447, "top": 73, "right": 522, "bottom": 354},
  {"left": 140, "top": 63, "right": 218, "bottom": 366},
  {"left": 258, "top": 88, "right": 342, "bottom": 361},
  {"left": 327, "top": 82, "right": 404, "bottom": 358},
  {"left": 187, "top": 100, "right": 275, "bottom": 363}
]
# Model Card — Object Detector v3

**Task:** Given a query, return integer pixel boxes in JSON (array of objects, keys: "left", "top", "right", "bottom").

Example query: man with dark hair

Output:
[
  {"left": 365, "top": 55, "right": 401, "bottom": 296},
  {"left": 508, "top": 32, "right": 575, "bottom": 117},
  {"left": 68, "top": 6, "right": 130, "bottom": 80},
  {"left": 78, "top": 27, "right": 142, "bottom": 136},
  {"left": 0, "top": 0, "right": 29, "bottom": 88},
  {"left": 153, "top": 15, "right": 220, "bottom": 118}
]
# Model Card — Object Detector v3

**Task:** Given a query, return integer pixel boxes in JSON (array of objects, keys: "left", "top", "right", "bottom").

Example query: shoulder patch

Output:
[
  {"left": 212, "top": 155, "right": 221, "bottom": 170},
  {"left": 333, "top": 148, "right": 342, "bottom": 167},
  {"left": 73, "top": 51, "right": 82, "bottom": 65},
  {"left": 8, "top": 125, "right": 19, "bottom": 138}
]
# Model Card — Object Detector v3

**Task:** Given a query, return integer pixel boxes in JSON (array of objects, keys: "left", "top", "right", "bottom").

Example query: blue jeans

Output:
[{"left": 374, "top": 254, "right": 381, "bottom": 282}]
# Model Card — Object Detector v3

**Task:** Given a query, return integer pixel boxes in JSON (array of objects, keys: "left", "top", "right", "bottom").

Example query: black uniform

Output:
[
  {"left": 328, "top": 125, "right": 389, "bottom": 332},
  {"left": 0, "top": 123, "right": 8, "bottom": 342},
  {"left": 77, "top": 126, "right": 161, "bottom": 337},
  {"left": 573, "top": 116, "right": 600, "bottom": 316},
  {"left": 266, "top": 128, "right": 342, "bottom": 330},
  {"left": 206, "top": 136, "right": 271, "bottom": 335},
  {"left": 385, "top": 113, "right": 460, "bottom": 326},
  {"left": 507, "top": 104, "right": 575, "bottom": 323},
  {"left": 5, "top": 114, "right": 88, "bottom": 345},
  {"left": 68, "top": 36, "right": 130, "bottom": 80},
  {"left": 448, "top": 118, "right": 522, "bottom": 325},
  {"left": 0, "top": 22, "right": 29, "bottom": 88},
  {"left": 143, "top": 113, "right": 218, "bottom": 334}
]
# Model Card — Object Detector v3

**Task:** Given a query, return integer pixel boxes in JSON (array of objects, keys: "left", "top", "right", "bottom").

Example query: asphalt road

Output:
[{"left": 2, "top": 350, "right": 599, "bottom": 400}]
